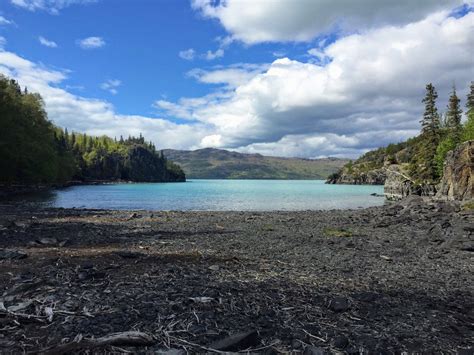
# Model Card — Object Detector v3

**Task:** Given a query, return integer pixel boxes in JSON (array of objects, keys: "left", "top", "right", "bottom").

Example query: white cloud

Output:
[
  {"left": 0, "top": 37, "right": 6, "bottom": 48},
  {"left": 76, "top": 36, "right": 105, "bottom": 49},
  {"left": 187, "top": 63, "right": 269, "bottom": 88},
  {"left": 157, "top": 11, "right": 474, "bottom": 157},
  {"left": 100, "top": 79, "right": 121, "bottom": 95},
  {"left": 10, "top": 0, "right": 96, "bottom": 14},
  {"left": 38, "top": 36, "right": 58, "bottom": 48},
  {"left": 191, "top": 0, "right": 467, "bottom": 44},
  {"left": 179, "top": 47, "right": 226, "bottom": 61},
  {"left": 1, "top": 8, "right": 472, "bottom": 159},
  {"left": 178, "top": 48, "right": 195, "bottom": 61},
  {"left": 0, "top": 16, "right": 13, "bottom": 25},
  {"left": 204, "top": 48, "right": 224, "bottom": 60},
  {"left": 0, "top": 49, "right": 208, "bottom": 150}
]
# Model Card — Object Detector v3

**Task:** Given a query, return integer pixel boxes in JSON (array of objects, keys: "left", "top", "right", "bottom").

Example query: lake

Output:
[{"left": 20, "top": 179, "right": 385, "bottom": 211}]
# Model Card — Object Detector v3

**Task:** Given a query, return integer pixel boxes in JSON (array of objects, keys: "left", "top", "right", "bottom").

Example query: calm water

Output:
[{"left": 24, "top": 179, "right": 384, "bottom": 211}]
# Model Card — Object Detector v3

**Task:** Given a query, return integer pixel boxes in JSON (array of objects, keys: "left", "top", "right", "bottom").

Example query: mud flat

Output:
[{"left": 0, "top": 198, "right": 472, "bottom": 353}]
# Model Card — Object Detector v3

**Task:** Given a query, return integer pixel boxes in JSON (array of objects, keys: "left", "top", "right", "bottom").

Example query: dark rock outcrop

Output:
[
  {"left": 384, "top": 165, "right": 437, "bottom": 200},
  {"left": 326, "top": 169, "right": 386, "bottom": 185},
  {"left": 436, "top": 140, "right": 473, "bottom": 201}
]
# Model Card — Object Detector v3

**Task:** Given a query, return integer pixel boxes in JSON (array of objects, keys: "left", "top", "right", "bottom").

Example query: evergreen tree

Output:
[
  {"left": 462, "top": 81, "right": 474, "bottom": 141},
  {"left": 445, "top": 85, "right": 462, "bottom": 143},
  {"left": 414, "top": 83, "right": 441, "bottom": 181}
]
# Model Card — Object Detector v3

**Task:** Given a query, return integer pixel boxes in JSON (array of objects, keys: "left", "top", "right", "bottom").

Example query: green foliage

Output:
[
  {"left": 462, "top": 81, "right": 474, "bottom": 141},
  {"left": 412, "top": 83, "right": 441, "bottom": 182},
  {"left": 0, "top": 75, "right": 185, "bottom": 184},
  {"left": 445, "top": 85, "right": 463, "bottom": 142},
  {"left": 434, "top": 132, "right": 456, "bottom": 176}
]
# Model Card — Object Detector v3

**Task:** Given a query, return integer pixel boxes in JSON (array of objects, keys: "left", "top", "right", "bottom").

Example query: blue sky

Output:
[{"left": 0, "top": 0, "right": 473, "bottom": 157}]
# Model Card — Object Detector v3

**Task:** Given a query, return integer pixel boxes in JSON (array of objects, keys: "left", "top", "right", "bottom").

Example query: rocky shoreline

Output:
[{"left": 0, "top": 198, "right": 472, "bottom": 353}]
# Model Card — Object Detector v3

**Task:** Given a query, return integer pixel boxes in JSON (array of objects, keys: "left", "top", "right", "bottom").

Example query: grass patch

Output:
[
  {"left": 323, "top": 228, "right": 353, "bottom": 238},
  {"left": 261, "top": 224, "right": 275, "bottom": 231},
  {"left": 461, "top": 201, "right": 474, "bottom": 211}
]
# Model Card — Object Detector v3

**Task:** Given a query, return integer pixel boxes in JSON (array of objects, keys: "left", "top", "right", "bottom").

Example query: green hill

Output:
[{"left": 163, "top": 148, "right": 349, "bottom": 179}]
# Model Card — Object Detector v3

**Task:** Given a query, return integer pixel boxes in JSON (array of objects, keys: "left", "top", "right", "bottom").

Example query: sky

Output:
[{"left": 0, "top": 0, "right": 473, "bottom": 158}]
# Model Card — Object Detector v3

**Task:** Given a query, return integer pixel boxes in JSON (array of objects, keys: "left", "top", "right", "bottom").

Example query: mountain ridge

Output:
[{"left": 163, "top": 148, "right": 349, "bottom": 179}]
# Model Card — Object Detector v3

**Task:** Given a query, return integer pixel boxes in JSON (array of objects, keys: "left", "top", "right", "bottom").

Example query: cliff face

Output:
[
  {"left": 383, "top": 164, "right": 436, "bottom": 201},
  {"left": 436, "top": 140, "right": 473, "bottom": 201}
]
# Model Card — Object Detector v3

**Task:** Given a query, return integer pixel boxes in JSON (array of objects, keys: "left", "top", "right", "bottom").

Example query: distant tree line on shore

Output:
[{"left": 0, "top": 75, "right": 185, "bottom": 184}]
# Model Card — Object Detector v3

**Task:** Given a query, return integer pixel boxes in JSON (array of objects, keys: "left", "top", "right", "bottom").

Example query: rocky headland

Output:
[{"left": 328, "top": 140, "right": 474, "bottom": 202}]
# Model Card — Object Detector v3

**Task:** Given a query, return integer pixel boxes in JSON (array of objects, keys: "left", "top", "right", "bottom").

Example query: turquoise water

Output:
[{"left": 39, "top": 179, "right": 384, "bottom": 211}]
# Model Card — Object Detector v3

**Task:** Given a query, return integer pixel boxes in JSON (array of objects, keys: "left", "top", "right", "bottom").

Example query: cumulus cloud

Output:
[
  {"left": 178, "top": 48, "right": 195, "bottom": 60},
  {"left": 157, "top": 11, "right": 474, "bottom": 157},
  {"left": 0, "top": 49, "right": 208, "bottom": 150},
  {"left": 38, "top": 36, "right": 58, "bottom": 48},
  {"left": 191, "top": 0, "right": 468, "bottom": 44},
  {"left": 76, "top": 36, "right": 105, "bottom": 49},
  {"left": 100, "top": 79, "right": 121, "bottom": 95},
  {"left": 10, "top": 0, "right": 96, "bottom": 14},
  {"left": 187, "top": 63, "right": 269, "bottom": 88}
]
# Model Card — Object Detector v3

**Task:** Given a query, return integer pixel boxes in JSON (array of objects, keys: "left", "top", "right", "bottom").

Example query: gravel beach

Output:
[{"left": 0, "top": 198, "right": 473, "bottom": 353}]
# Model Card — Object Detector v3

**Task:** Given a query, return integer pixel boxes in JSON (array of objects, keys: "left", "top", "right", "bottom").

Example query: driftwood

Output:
[{"left": 39, "top": 331, "right": 156, "bottom": 355}]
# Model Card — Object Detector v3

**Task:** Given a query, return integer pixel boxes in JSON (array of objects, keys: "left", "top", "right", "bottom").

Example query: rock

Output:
[
  {"left": 155, "top": 349, "right": 186, "bottom": 355},
  {"left": 115, "top": 251, "right": 146, "bottom": 259},
  {"left": 128, "top": 212, "right": 140, "bottom": 220},
  {"left": 326, "top": 168, "right": 386, "bottom": 185},
  {"left": 37, "top": 237, "right": 59, "bottom": 246},
  {"left": 327, "top": 297, "right": 350, "bottom": 312},
  {"left": 437, "top": 140, "right": 474, "bottom": 201},
  {"left": 384, "top": 165, "right": 436, "bottom": 201},
  {"left": 208, "top": 265, "right": 220, "bottom": 271},
  {"left": 332, "top": 335, "right": 349, "bottom": 349},
  {"left": 303, "top": 346, "right": 327, "bottom": 355},
  {"left": 209, "top": 331, "right": 260, "bottom": 351},
  {"left": 0, "top": 249, "right": 27, "bottom": 260}
]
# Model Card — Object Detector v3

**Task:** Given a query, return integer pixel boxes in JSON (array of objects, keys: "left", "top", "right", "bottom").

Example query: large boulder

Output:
[{"left": 436, "top": 140, "right": 474, "bottom": 201}]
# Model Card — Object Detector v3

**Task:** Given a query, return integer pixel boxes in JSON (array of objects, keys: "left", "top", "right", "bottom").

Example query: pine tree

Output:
[{"left": 445, "top": 85, "right": 462, "bottom": 143}]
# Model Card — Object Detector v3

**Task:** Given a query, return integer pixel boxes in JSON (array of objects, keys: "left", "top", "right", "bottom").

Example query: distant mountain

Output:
[{"left": 162, "top": 148, "right": 349, "bottom": 179}]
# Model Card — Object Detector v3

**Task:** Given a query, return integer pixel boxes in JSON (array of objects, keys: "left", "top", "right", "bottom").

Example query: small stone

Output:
[
  {"left": 209, "top": 265, "right": 220, "bottom": 271},
  {"left": 303, "top": 346, "right": 327, "bottom": 355},
  {"left": 115, "top": 251, "right": 145, "bottom": 259},
  {"left": 209, "top": 331, "right": 260, "bottom": 351},
  {"left": 0, "top": 249, "right": 27, "bottom": 260},
  {"left": 37, "top": 237, "right": 58, "bottom": 246},
  {"left": 332, "top": 335, "right": 349, "bottom": 349},
  {"left": 328, "top": 296, "right": 350, "bottom": 312}
]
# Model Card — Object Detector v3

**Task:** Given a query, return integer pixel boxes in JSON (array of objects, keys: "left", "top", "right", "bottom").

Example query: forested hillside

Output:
[
  {"left": 328, "top": 82, "right": 474, "bottom": 185},
  {"left": 0, "top": 75, "right": 185, "bottom": 184},
  {"left": 163, "top": 148, "right": 349, "bottom": 179}
]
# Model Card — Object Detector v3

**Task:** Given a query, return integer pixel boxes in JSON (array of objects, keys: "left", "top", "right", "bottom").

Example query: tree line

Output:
[
  {"left": 412, "top": 81, "right": 474, "bottom": 182},
  {"left": 0, "top": 75, "right": 185, "bottom": 184}
]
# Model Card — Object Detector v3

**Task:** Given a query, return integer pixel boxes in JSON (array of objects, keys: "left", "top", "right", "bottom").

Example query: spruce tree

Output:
[
  {"left": 463, "top": 81, "right": 474, "bottom": 141},
  {"left": 416, "top": 83, "right": 441, "bottom": 181},
  {"left": 445, "top": 85, "right": 462, "bottom": 143}
]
